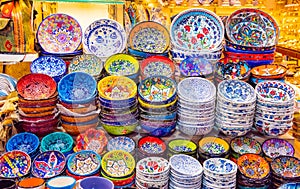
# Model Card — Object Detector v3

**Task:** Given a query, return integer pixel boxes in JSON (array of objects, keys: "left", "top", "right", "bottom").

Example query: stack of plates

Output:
[
  {"left": 138, "top": 76, "right": 177, "bottom": 137},
  {"left": 177, "top": 77, "right": 216, "bottom": 136},
  {"left": 203, "top": 158, "right": 237, "bottom": 189},
  {"left": 58, "top": 72, "right": 99, "bottom": 136},
  {"left": 136, "top": 157, "right": 170, "bottom": 189},
  {"left": 17, "top": 73, "right": 59, "bottom": 136},
  {"left": 169, "top": 154, "right": 203, "bottom": 189},
  {"left": 98, "top": 76, "right": 138, "bottom": 135},
  {"left": 255, "top": 80, "right": 295, "bottom": 136},
  {"left": 216, "top": 80, "right": 256, "bottom": 136}
]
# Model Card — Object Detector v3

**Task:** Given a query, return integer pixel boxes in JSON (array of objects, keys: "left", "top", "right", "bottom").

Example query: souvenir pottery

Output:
[
  {"left": 251, "top": 64, "right": 287, "bottom": 79},
  {"left": 37, "top": 13, "right": 82, "bottom": 53},
  {"left": 17, "top": 178, "right": 45, "bottom": 189},
  {"left": 127, "top": 47, "right": 169, "bottom": 59},
  {"left": 79, "top": 176, "right": 114, "bottom": 189},
  {"left": 279, "top": 182, "right": 300, "bottom": 189},
  {"left": 106, "top": 136, "right": 135, "bottom": 154},
  {"left": 0, "top": 73, "right": 17, "bottom": 97},
  {"left": 128, "top": 21, "right": 170, "bottom": 53},
  {"left": 198, "top": 137, "right": 230, "bottom": 162},
  {"left": 40, "top": 132, "right": 74, "bottom": 155},
  {"left": 32, "top": 151, "right": 66, "bottom": 178},
  {"left": 138, "top": 136, "right": 167, "bottom": 158},
  {"left": 262, "top": 138, "right": 294, "bottom": 161},
  {"left": 179, "top": 57, "right": 213, "bottom": 78},
  {"left": 83, "top": 19, "right": 126, "bottom": 58},
  {"left": 230, "top": 136, "right": 261, "bottom": 162},
  {"left": 0, "top": 150, "right": 31, "bottom": 178},
  {"left": 140, "top": 56, "right": 175, "bottom": 79},
  {"left": 47, "top": 176, "right": 76, "bottom": 189},
  {"left": 0, "top": 179, "right": 16, "bottom": 189},
  {"left": 69, "top": 54, "right": 104, "bottom": 77},
  {"left": 168, "top": 139, "right": 197, "bottom": 158}
]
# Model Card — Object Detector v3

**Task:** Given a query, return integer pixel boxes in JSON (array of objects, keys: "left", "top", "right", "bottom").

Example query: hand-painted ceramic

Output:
[
  {"left": 69, "top": 54, "right": 104, "bottom": 77},
  {"left": 128, "top": 21, "right": 170, "bottom": 53},
  {"left": 137, "top": 157, "right": 169, "bottom": 175},
  {"left": 58, "top": 72, "right": 96, "bottom": 102},
  {"left": 226, "top": 8, "right": 279, "bottom": 47},
  {"left": 279, "top": 183, "right": 300, "bottom": 189},
  {"left": 140, "top": 56, "right": 175, "bottom": 78},
  {"left": 251, "top": 64, "right": 287, "bottom": 79},
  {"left": 168, "top": 139, "right": 197, "bottom": 153},
  {"left": 83, "top": 19, "right": 126, "bottom": 58},
  {"left": 262, "top": 138, "right": 294, "bottom": 159},
  {"left": 237, "top": 154, "right": 270, "bottom": 179},
  {"left": 17, "top": 73, "right": 57, "bottom": 100},
  {"left": 0, "top": 150, "right": 31, "bottom": 178},
  {"left": 6, "top": 132, "right": 39, "bottom": 156},
  {"left": 40, "top": 132, "right": 74, "bottom": 154},
  {"left": 37, "top": 13, "right": 82, "bottom": 53},
  {"left": 138, "top": 136, "right": 166, "bottom": 154},
  {"left": 170, "top": 8, "right": 224, "bottom": 51},
  {"left": 180, "top": 57, "right": 213, "bottom": 77},
  {"left": 31, "top": 56, "right": 66, "bottom": 78},
  {"left": 230, "top": 136, "right": 261, "bottom": 155},
  {"left": 216, "top": 58, "right": 250, "bottom": 80},
  {"left": 203, "top": 158, "right": 237, "bottom": 175},
  {"left": 79, "top": 176, "right": 114, "bottom": 189},
  {"left": 32, "top": 151, "right": 66, "bottom": 178},
  {"left": 47, "top": 176, "right": 76, "bottom": 189},
  {"left": 17, "top": 178, "right": 45, "bottom": 189},
  {"left": 270, "top": 156, "right": 300, "bottom": 178},
  {"left": 101, "top": 150, "right": 135, "bottom": 177},
  {"left": 199, "top": 137, "right": 229, "bottom": 155},
  {"left": 104, "top": 54, "right": 139, "bottom": 76},
  {"left": 170, "top": 154, "right": 203, "bottom": 176},
  {"left": 106, "top": 136, "right": 135, "bottom": 153},
  {"left": 0, "top": 73, "right": 17, "bottom": 96}
]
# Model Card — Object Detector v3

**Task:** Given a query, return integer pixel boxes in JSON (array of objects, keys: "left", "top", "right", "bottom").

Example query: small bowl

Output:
[
  {"left": 198, "top": 137, "right": 229, "bottom": 156},
  {"left": 104, "top": 53, "right": 139, "bottom": 76},
  {"left": 101, "top": 121, "right": 138, "bottom": 135},
  {"left": 0, "top": 179, "right": 16, "bottom": 189},
  {"left": 138, "top": 136, "right": 166, "bottom": 155},
  {"left": 40, "top": 132, "right": 74, "bottom": 154},
  {"left": 79, "top": 176, "right": 114, "bottom": 189},
  {"left": 180, "top": 57, "right": 213, "bottom": 77},
  {"left": 262, "top": 138, "right": 295, "bottom": 160},
  {"left": 271, "top": 156, "right": 300, "bottom": 179},
  {"left": 127, "top": 47, "right": 169, "bottom": 58},
  {"left": 251, "top": 64, "right": 287, "bottom": 79},
  {"left": 62, "top": 120, "right": 99, "bottom": 136},
  {"left": 140, "top": 56, "right": 175, "bottom": 78},
  {"left": 230, "top": 136, "right": 261, "bottom": 157},
  {"left": 168, "top": 139, "right": 197, "bottom": 154},
  {"left": 6, "top": 132, "right": 39, "bottom": 157},
  {"left": 106, "top": 136, "right": 135, "bottom": 154},
  {"left": 178, "top": 123, "right": 213, "bottom": 136},
  {"left": 215, "top": 58, "right": 250, "bottom": 80},
  {"left": 47, "top": 176, "right": 76, "bottom": 189},
  {"left": 203, "top": 158, "right": 237, "bottom": 176},
  {"left": 18, "top": 178, "right": 45, "bottom": 189},
  {"left": 69, "top": 54, "right": 104, "bottom": 77},
  {"left": 61, "top": 114, "right": 99, "bottom": 123}
]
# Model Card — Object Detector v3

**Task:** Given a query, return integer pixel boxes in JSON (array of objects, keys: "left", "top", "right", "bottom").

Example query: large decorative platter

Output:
[
  {"left": 237, "top": 154, "right": 270, "bottom": 179},
  {"left": 170, "top": 154, "right": 203, "bottom": 176},
  {"left": 69, "top": 54, "right": 104, "bottom": 77},
  {"left": 104, "top": 53, "right": 139, "bottom": 76},
  {"left": 0, "top": 150, "right": 31, "bottom": 178},
  {"left": 262, "top": 138, "right": 294, "bottom": 159},
  {"left": 128, "top": 21, "right": 170, "bottom": 53},
  {"left": 83, "top": 19, "right": 126, "bottom": 58},
  {"left": 270, "top": 156, "right": 300, "bottom": 178},
  {"left": 137, "top": 157, "right": 169, "bottom": 175},
  {"left": 140, "top": 56, "right": 175, "bottom": 78},
  {"left": 32, "top": 151, "right": 66, "bottom": 178},
  {"left": 31, "top": 56, "right": 66, "bottom": 77},
  {"left": 170, "top": 8, "right": 224, "bottom": 51},
  {"left": 37, "top": 13, "right": 82, "bottom": 53},
  {"left": 180, "top": 57, "right": 213, "bottom": 77},
  {"left": 226, "top": 8, "right": 279, "bottom": 47},
  {"left": 17, "top": 73, "right": 57, "bottom": 100}
]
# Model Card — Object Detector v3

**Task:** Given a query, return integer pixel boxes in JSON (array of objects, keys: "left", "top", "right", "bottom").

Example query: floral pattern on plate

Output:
[
  {"left": 230, "top": 136, "right": 261, "bottom": 155},
  {"left": 31, "top": 56, "right": 66, "bottom": 77},
  {"left": 203, "top": 158, "right": 237, "bottom": 175},
  {"left": 237, "top": 154, "right": 270, "bottom": 179},
  {"left": 141, "top": 56, "right": 175, "bottom": 78},
  {"left": 137, "top": 157, "right": 169, "bottom": 174},
  {"left": 37, "top": 13, "right": 82, "bottom": 53},
  {"left": 170, "top": 154, "right": 203, "bottom": 176},
  {"left": 105, "top": 54, "right": 139, "bottom": 76},
  {"left": 271, "top": 156, "right": 300, "bottom": 178},
  {"left": 107, "top": 136, "right": 135, "bottom": 153},
  {"left": 262, "top": 138, "right": 294, "bottom": 159},
  {"left": 180, "top": 57, "right": 213, "bottom": 76},
  {"left": 171, "top": 8, "right": 224, "bottom": 51},
  {"left": 69, "top": 54, "right": 104, "bottom": 77}
]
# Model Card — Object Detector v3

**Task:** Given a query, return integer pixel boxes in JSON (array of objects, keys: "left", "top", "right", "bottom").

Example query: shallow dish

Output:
[
  {"left": 40, "top": 132, "right": 73, "bottom": 154},
  {"left": 138, "top": 136, "right": 167, "bottom": 155},
  {"left": 203, "top": 158, "right": 237, "bottom": 176},
  {"left": 251, "top": 64, "right": 287, "bottom": 79},
  {"left": 237, "top": 154, "right": 270, "bottom": 179},
  {"left": 69, "top": 54, "right": 104, "bottom": 77},
  {"left": 230, "top": 136, "right": 261, "bottom": 156},
  {"left": 270, "top": 156, "right": 300, "bottom": 179},
  {"left": 137, "top": 157, "right": 169, "bottom": 176},
  {"left": 6, "top": 132, "right": 39, "bottom": 156},
  {"left": 262, "top": 138, "right": 294, "bottom": 160},
  {"left": 180, "top": 57, "right": 213, "bottom": 77},
  {"left": 168, "top": 139, "right": 197, "bottom": 154},
  {"left": 140, "top": 56, "right": 175, "bottom": 78},
  {"left": 107, "top": 136, "right": 135, "bottom": 154},
  {"left": 47, "top": 176, "right": 76, "bottom": 189},
  {"left": 104, "top": 53, "right": 139, "bottom": 76},
  {"left": 170, "top": 154, "right": 203, "bottom": 176},
  {"left": 198, "top": 137, "right": 229, "bottom": 155}
]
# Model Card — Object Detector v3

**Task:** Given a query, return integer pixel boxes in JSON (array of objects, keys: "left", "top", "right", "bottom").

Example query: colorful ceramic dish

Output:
[
  {"left": 128, "top": 21, "right": 170, "bottom": 53},
  {"left": 140, "top": 56, "right": 175, "bottom": 78},
  {"left": 137, "top": 157, "right": 169, "bottom": 175},
  {"left": 262, "top": 138, "right": 295, "bottom": 159},
  {"left": 37, "top": 13, "right": 82, "bottom": 53},
  {"left": 106, "top": 136, "right": 135, "bottom": 153},
  {"left": 168, "top": 139, "right": 197, "bottom": 153},
  {"left": 216, "top": 58, "right": 251, "bottom": 80},
  {"left": 69, "top": 54, "right": 104, "bottom": 77},
  {"left": 138, "top": 136, "right": 166, "bottom": 155},
  {"left": 6, "top": 132, "right": 39, "bottom": 156},
  {"left": 199, "top": 137, "right": 229, "bottom": 155},
  {"left": 104, "top": 54, "right": 139, "bottom": 76},
  {"left": 0, "top": 150, "right": 31, "bottom": 178},
  {"left": 40, "top": 132, "right": 74, "bottom": 154},
  {"left": 230, "top": 136, "right": 262, "bottom": 155},
  {"left": 237, "top": 154, "right": 270, "bottom": 179},
  {"left": 251, "top": 64, "right": 287, "bottom": 79},
  {"left": 170, "top": 154, "right": 203, "bottom": 176},
  {"left": 278, "top": 182, "right": 300, "bottom": 189},
  {"left": 270, "top": 156, "right": 300, "bottom": 178},
  {"left": 203, "top": 158, "right": 237, "bottom": 175},
  {"left": 31, "top": 56, "right": 66, "bottom": 78},
  {"left": 180, "top": 57, "right": 213, "bottom": 77}
]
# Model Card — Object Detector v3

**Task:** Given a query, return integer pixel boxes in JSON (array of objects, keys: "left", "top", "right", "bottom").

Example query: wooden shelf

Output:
[{"left": 276, "top": 46, "right": 300, "bottom": 59}]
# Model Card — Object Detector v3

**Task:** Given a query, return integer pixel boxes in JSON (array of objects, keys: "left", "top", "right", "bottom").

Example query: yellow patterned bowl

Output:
[
  {"left": 138, "top": 97, "right": 177, "bottom": 109},
  {"left": 198, "top": 137, "right": 230, "bottom": 155},
  {"left": 104, "top": 53, "right": 139, "bottom": 76},
  {"left": 101, "top": 121, "right": 138, "bottom": 136}
]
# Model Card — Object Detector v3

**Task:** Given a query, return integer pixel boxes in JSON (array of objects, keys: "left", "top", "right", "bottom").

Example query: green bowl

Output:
[
  {"left": 101, "top": 122, "right": 138, "bottom": 135},
  {"left": 168, "top": 139, "right": 197, "bottom": 154}
]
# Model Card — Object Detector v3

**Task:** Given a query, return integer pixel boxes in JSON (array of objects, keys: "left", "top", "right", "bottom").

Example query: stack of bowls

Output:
[
  {"left": 237, "top": 154, "right": 271, "bottom": 189},
  {"left": 106, "top": 136, "right": 136, "bottom": 156},
  {"left": 167, "top": 139, "right": 197, "bottom": 159},
  {"left": 136, "top": 157, "right": 170, "bottom": 189},
  {"left": 198, "top": 137, "right": 230, "bottom": 163},
  {"left": 58, "top": 72, "right": 99, "bottom": 136},
  {"left": 137, "top": 136, "right": 167, "bottom": 160},
  {"left": 97, "top": 75, "right": 138, "bottom": 135},
  {"left": 101, "top": 150, "right": 136, "bottom": 188},
  {"left": 17, "top": 73, "right": 59, "bottom": 136},
  {"left": 216, "top": 80, "right": 256, "bottom": 136},
  {"left": 270, "top": 156, "right": 300, "bottom": 188},
  {"left": 230, "top": 136, "right": 262, "bottom": 163},
  {"left": 177, "top": 77, "right": 216, "bottom": 136},
  {"left": 203, "top": 158, "right": 237, "bottom": 189},
  {"left": 254, "top": 80, "right": 295, "bottom": 136},
  {"left": 169, "top": 154, "right": 203, "bottom": 189},
  {"left": 138, "top": 76, "right": 177, "bottom": 137},
  {"left": 262, "top": 138, "right": 295, "bottom": 162}
]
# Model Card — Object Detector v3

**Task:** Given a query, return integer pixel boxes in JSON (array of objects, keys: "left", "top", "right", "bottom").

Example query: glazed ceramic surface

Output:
[
  {"left": 69, "top": 54, "right": 104, "bottom": 77},
  {"left": 171, "top": 8, "right": 224, "bottom": 51},
  {"left": 138, "top": 136, "right": 166, "bottom": 154},
  {"left": 141, "top": 56, "right": 175, "bottom": 78},
  {"left": 79, "top": 176, "right": 114, "bottom": 189},
  {"left": 104, "top": 54, "right": 139, "bottom": 76},
  {"left": 262, "top": 138, "right": 294, "bottom": 159},
  {"left": 270, "top": 156, "right": 300, "bottom": 178},
  {"left": 32, "top": 151, "right": 66, "bottom": 178},
  {"left": 168, "top": 139, "right": 197, "bottom": 153},
  {"left": 237, "top": 154, "right": 270, "bottom": 179},
  {"left": 170, "top": 154, "right": 203, "bottom": 176},
  {"left": 128, "top": 21, "right": 170, "bottom": 53},
  {"left": 278, "top": 183, "right": 300, "bottom": 189},
  {"left": 41, "top": 132, "right": 73, "bottom": 154},
  {"left": 180, "top": 57, "right": 213, "bottom": 77},
  {"left": 37, "top": 13, "right": 82, "bottom": 53},
  {"left": 216, "top": 58, "right": 250, "bottom": 80},
  {"left": 31, "top": 56, "right": 66, "bottom": 77},
  {"left": 230, "top": 136, "right": 261, "bottom": 155},
  {"left": 0, "top": 150, "right": 31, "bottom": 178},
  {"left": 251, "top": 64, "right": 287, "bottom": 79},
  {"left": 137, "top": 157, "right": 169, "bottom": 175},
  {"left": 199, "top": 137, "right": 229, "bottom": 155},
  {"left": 106, "top": 136, "right": 135, "bottom": 153},
  {"left": 203, "top": 158, "right": 237, "bottom": 175},
  {"left": 83, "top": 19, "right": 126, "bottom": 58},
  {"left": 226, "top": 8, "right": 279, "bottom": 47},
  {"left": 6, "top": 132, "right": 39, "bottom": 155},
  {"left": 47, "top": 176, "right": 75, "bottom": 189},
  {"left": 198, "top": 0, "right": 214, "bottom": 4}
]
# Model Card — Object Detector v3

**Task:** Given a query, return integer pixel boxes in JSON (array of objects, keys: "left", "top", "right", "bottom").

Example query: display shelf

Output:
[
  {"left": 277, "top": 46, "right": 300, "bottom": 59},
  {"left": 0, "top": 53, "right": 38, "bottom": 64},
  {"left": 33, "top": 0, "right": 125, "bottom": 4}
]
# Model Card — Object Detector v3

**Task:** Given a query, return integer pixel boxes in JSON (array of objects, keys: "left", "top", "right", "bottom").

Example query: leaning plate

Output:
[
  {"left": 37, "top": 13, "right": 82, "bottom": 53},
  {"left": 170, "top": 8, "right": 224, "bottom": 51},
  {"left": 69, "top": 54, "right": 104, "bottom": 77},
  {"left": 226, "top": 8, "right": 279, "bottom": 47},
  {"left": 31, "top": 56, "right": 66, "bottom": 77},
  {"left": 83, "top": 19, "right": 126, "bottom": 58}
]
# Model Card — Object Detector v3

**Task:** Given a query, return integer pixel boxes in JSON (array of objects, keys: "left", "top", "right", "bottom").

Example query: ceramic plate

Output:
[
  {"left": 0, "top": 150, "right": 31, "bottom": 178},
  {"left": 170, "top": 8, "right": 224, "bottom": 51},
  {"left": 216, "top": 58, "right": 250, "bottom": 80},
  {"left": 203, "top": 158, "right": 237, "bottom": 175},
  {"left": 251, "top": 64, "right": 287, "bottom": 79},
  {"left": 271, "top": 156, "right": 300, "bottom": 178},
  {"left": 170, "top": 154, "right": 203, "bottom": 176},
  {"left": 262, "top": 138, "right": 294, "bottom": 159},
  {"left": 37, "top": 13, "right": 82, "bottom": 53},
  {"left": 137, "top": 157, "right": 169, "bottom": 175},
  {"left": 104, "top": 54, "right": 139, "bottom": 76},
  {"left": 31, "top": 56, "right": 66, "bottom": 77},
  {"left": 180, "top": 57, "right": 213, "bottom": 77},
  {"left": 237, "top": 154, "right": 270, "bottom": 179},
  {"left": 141, "top": 56, "right": 175, "bottom": 78},
  {"left": 226, "top": 8, "right": 279, "bottom": 47},
  {"left": 17, "top": 73, "right": 57, "bottom": 100},
  {"left": 230, "top": 136, "right": 261, "bottom": 155},
  {"left": 69, "top": 54, "right": 104, "bottom": 77},
  {"left": 32, "top": 151, "right": 66, "bottom": 178},
  {"left": 128, "top": 21, "right": 170, "bottom": 53},
  {"left": 83, "top": 19, "right": 126, "bottom": 58},
  {"left": 107, "top": 136, "right": 135, "bottom": 153}
]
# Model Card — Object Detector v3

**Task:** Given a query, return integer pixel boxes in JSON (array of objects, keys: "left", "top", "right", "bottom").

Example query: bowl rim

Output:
[
  {"left": 104, "top": 53, "right": 139, "bottom": 76},
  {"left": 6, "top": 132, "right": 40, "bottom": 154},
  {"left": 40, "top": 132, "right": 74, "bottom": 153}
]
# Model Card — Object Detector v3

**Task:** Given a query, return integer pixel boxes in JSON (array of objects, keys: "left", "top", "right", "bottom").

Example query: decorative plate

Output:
[
  {"left": 69, "top": 54, "right": 104, "bottom": 77},
  {"left": 230, "top": 136, "right": 261, "bottom": 155},
  {"left": 137, "top": 157, "right": 169, "bottom": 175},
  {"left": 83, "top": 19, "right": 126, "bottom": 58},
  {"left": 199, "top": 137, "right": 229, "bottom": 155},
  {"left": 203, "top": 158, "right": 237, "bottom": 175},
  {"left": 170, "top": 8, "right": 224, "bottom": 51},
  {"left": 140, "top": 56, "right": 175, "bottom": 78},
  {"left": 107, "top": 136, "right": 135, "bottom": 153},
  {"left": 37, "top": 13, "right": 82, "bottom": 53},
  {"left": 226, "top": 8, "right": 279, "bottom": 47},
  {"left": 0, "top": 150, "right": 31, "bottom": 178},
  {"left": 97, "top": 76, "right": 137, "bottom": 100},
  {"left": 17, "top": 73, "right": 57, "bottom": 100},
  {"left": 67, "top": 150, "right": 101, "bottom": 176},
  {"left": 32, "top": 151, "right": 66, "bottom": 178},
  {"left": 262, "top": 138, "right": 294, "bottom": 159},
  {"left": 271, "top": 156, "right": 300, "bottom": 178},
  {"left": 40, "top": 132, "right": 74, "bottom": 154},
  {"left": 128, "top": 21, "right": 170, "bottom": 53},
  {"left": 6, "top": 132, "right": 39, "bottom": 155},
  {"left": 104, "top": 54, "right": 139, "bottom": 76},
  {"left": 177, "top": 77, "right": 216, "bottom": 102},
  {"left": 218, "top": 80, "right": 256, "bottom": 103},
  {"left": 138, "top": 136, "right": 166, "bottom": 154},
  {"left": 237, "top": 154, "right": 270, "bottom": 179},
  {"left": 101, "top": 150, "right": 135, "bottom": 177},
  {"left": 180, "top": 57, "right": 213, "bottom": 77},
  {"left": 58, "top": 72, "right": 97, "bottom": 102},
  {"left": 251, "top": 64, "right": 287, "bottom": 79},
  {"left": 170, "top": 154, "right": 203, "bottom": 176},
  {"left": 31, "top": 56, "right": 66, "bottom": 77}
]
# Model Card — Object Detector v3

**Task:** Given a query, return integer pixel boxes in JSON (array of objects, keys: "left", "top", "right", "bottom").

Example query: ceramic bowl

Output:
[
  {"left": 215, "top": 58, "right": 251, "bottom": 80},
  {"left": 101, "top": 170, "right": 135, "bottom": 187},
  {"left": 271, "top": 156, "right": 300, "bottom": 179},
  {"left": 251, "top": 64, "right": 287, "bottom": 79},
  {"left": 179, "top": 56, "right": 213, "bottom": 77},
  {"left": 106, "top": 136, "right": 135, "bottom": 154},
  {"left": 230, "top": 136, "right": 261, "bottom": 156},
  {"left": 47, "top": 176, "right": 75, "bottom": 189},
  {"left": 69, "top": 54, "right": 104, "bottom": 77},
  {"left": 255, "top": 121, "right": 292, "bottom": 136},
  {"left": 17, "top": 178, "right": 45, "bottom": 189},
  {"left": 224, "top": 40, "right": 276, "bottom": 53},
  {"left": 136, "top": 157, "right": 170, "bottom": 177},
  {"left": 237, "top": 154, "right": 270, "bottom": 179},
  {"left": 216, "top": 125, "right": 252, "bottom": 137},
  {"left": 6, "top": 132, "right": 39, "bottom": 157},
  {"left": 278, "top": 182, "right": 300, "bottom": 189},
  {"left": 127, "top": 47, "right": 169, "bottom": 58},
  {"left": 79, "top": 176, "right": 114, "bottom": 189},
  {"left": 40, "top": 132, "right": 73, "bottom": 154},
  {"left": 140, "top": 56, "right": 175, "bottom": 78},
  {"left": 203, "top": 158, "right": 237, "bottom": 177},
  {"left": 138, "top": 136, "right": 166, "bottom": 155},
  {"left": 62, "top": 120, "right": 98, "bottom": 136},
  {"left": 170, "top": 47, "right": 223, "bottom": 62},
  {"left": 61, "top": 113, "right": 99, "bottom": 123},
  {"left": 178, "top": 123, "right": 214, "bottom": 136},
  {"left": 141, "top": 123, "right": 176, "bottom": 137},
  {"left": 101, "top": 121, "right": 138, "bottom": 135},
  {"left": 168, "top": 139, "right": 197, "bottom": 154},
  {"left": 198, "top": 137, "right": 229, "bottom": 156},
  {"left": 0, "top": 179, "right": 16, "bottom": 189},
  {"left": 170, "top": 154, "right": 203, "bottom": 176},
  {"left": 262, "top": 138, "right": 295, "bottom": 160}
]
